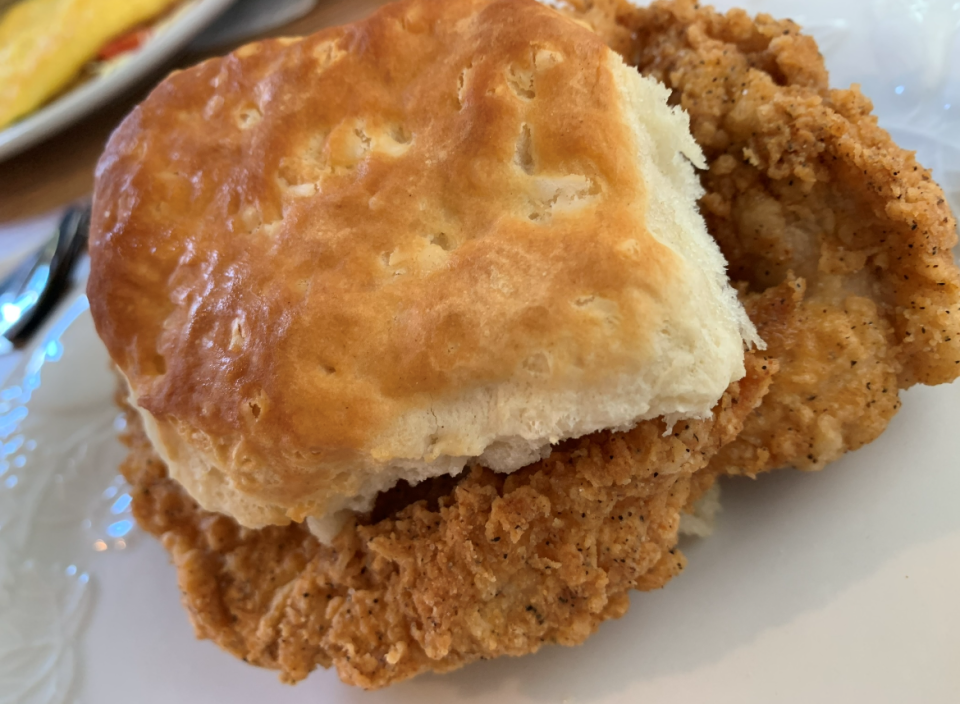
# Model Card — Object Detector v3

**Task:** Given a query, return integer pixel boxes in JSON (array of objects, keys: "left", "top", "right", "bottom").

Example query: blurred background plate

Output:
[{"left": 0, "top": 0, "right": 236, "bottom": 163}]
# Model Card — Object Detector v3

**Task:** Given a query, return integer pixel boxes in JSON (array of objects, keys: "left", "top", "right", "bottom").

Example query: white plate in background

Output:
[
  {"left": 0, "top": 1, "right": 958, "bottom": 702},
  {"left": 0, "top": 0, "right": 235, "bottom": 163}
]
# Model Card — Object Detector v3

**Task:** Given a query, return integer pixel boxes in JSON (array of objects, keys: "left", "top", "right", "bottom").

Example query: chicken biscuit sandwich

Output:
[{"left": 88, "top": 0, "right": 773, "bottom": 688}]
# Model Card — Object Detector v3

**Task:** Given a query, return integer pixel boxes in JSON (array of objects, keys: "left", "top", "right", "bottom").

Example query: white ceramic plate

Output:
[
  {"left": 0, "top": 0, "right": 236, "bottom": 163},
  {"left": 1, "top": 1, "right": 959, "bottom": 702}
]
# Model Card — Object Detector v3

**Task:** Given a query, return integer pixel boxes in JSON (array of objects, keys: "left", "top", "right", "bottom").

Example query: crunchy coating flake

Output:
[
  {"left": 119, "top": 357, "right": 771, "bottom": 689},
  {"left": 710, "top": 277, "right": 902, "bottom": 476}
]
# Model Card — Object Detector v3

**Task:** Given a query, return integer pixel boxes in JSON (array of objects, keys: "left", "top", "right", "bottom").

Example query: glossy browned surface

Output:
[{"left": 88, "top": 0, "right": 684, "bottom": 513}]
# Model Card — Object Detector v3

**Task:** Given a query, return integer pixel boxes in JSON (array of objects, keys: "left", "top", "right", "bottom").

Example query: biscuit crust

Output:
[{"left": 89, "top": 0, "right": 752, "bottom": 530}]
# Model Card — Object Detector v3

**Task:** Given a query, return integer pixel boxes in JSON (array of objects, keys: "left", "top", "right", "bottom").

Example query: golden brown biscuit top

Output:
[{"left": 88, "top": 0, "right": 745, "bottom": 518}]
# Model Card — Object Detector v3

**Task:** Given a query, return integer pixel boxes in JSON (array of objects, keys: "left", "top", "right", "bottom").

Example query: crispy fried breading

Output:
[
  {"left": 583, "top": 0, "right": 960, "bottom": 478},
  {"left": 119, "top": 357, "right": 771, "bottom": 688},
  {"left": 710, "top": 277, "right": 902, "bottom": 476}
]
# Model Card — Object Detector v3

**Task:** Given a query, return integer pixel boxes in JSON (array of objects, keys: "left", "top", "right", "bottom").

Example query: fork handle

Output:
[{"left": 3, "top": 204, "right": 90, "bottom": 348}]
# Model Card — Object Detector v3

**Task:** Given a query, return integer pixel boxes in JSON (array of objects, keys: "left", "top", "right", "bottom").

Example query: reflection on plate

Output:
[
  {"left": 0, "top": 0, "right": 235, "bottom": 163},
  {"left": 0, "top": 0, "right": 958, "bottom": 702},
  {"left": 0, "top": 295, "right": 132, "bottom": 704}
]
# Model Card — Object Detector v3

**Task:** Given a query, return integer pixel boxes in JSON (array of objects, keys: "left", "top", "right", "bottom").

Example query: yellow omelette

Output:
[{"left": 0, "top": 0, "right": 181, "bottom": 129}]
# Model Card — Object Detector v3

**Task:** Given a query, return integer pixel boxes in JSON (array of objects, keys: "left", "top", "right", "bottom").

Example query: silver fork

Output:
[{"left": 0, "top": 204, "right": 90, "bottom": 354}]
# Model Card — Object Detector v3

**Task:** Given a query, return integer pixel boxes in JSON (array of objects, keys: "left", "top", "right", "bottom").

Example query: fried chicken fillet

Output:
[{"left": 573, "top": 0, "right": 960, "bottom": 490}]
